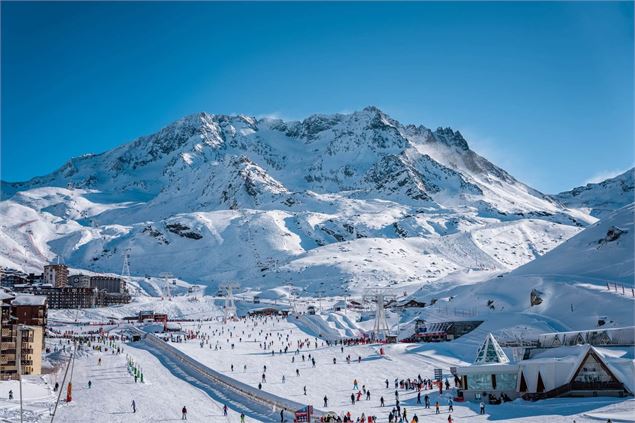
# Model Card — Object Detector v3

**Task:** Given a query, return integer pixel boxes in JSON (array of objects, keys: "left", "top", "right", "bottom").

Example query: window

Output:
[
  {"left": 536, "top": 372, "right": 545, "bottom": 393},
  {"left": 574, "top": 353, "right": 617, "bottom": 384},
  {"left": 497, "top": 372, "right": 517, "bottom": 390},
  {"left": 468, "top": 373, "right": 493, "bottom": 391},
  {"left": 519, "top": 371, "right": 528, "bottom": 392}
]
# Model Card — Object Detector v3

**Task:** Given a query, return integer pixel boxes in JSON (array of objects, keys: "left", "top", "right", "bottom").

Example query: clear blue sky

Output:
[{"left": 1, "top": 1, "right": 633, "bottom": 193}]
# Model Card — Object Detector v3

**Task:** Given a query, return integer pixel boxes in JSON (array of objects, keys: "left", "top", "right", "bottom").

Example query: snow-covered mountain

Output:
[
  {"left": 553, "top": 168, "right": 634, "bottom": 219},
  {"left": 1, "top": 108, "right": 590, "bottom": 220},
  {"left": 412, "top": 203, "right": 634, "bottom": 332},
  {"left": 0, "top": 107, "right": 618, "bottom": 294}
]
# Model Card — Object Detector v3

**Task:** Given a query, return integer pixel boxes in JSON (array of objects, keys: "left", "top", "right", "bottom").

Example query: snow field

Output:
[{"left": 165, "top": 316, "right": 634, "bottom": 422}]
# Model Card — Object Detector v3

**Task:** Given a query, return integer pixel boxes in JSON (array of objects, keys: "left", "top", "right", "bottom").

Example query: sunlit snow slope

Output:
[{"left": 412, "top": 203, "right": 635, "bottom": 331}]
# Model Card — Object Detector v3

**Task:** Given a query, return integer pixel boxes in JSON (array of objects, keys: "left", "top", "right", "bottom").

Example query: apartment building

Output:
[
  {"left": 90, "top": 275, "right": 125, "bottom": 293},
  {"left": 0, "top": 293, "right": 46, "bottom": 380},
  {"left": 43, "top": 264, "right": 69, "bottom": 288},
  {"left": 11, "top": 295, "right": 47, "bottom": 347},
  {"left": 68, "top": 274, "right": 91, "bottom": 288},
  {"left": 34, "top": 287, "right": 97, "bottom": 309}
]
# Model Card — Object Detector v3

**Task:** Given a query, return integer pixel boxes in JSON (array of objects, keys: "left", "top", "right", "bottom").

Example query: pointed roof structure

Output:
[{"left": 473, "top": 333, "right": 510, "bottom": 365}]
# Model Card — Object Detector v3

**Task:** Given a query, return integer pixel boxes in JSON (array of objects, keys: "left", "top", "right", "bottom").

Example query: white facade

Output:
[{"left": 456, "top": 342, "right": 634, "bottom": 402}]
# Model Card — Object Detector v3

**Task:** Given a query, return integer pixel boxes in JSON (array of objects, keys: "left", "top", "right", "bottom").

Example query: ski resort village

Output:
[{"left": 0, "top": 108, "right": 633, "bottom": 422}]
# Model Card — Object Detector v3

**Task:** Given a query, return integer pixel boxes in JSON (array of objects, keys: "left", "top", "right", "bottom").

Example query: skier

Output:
[
  {"left": 53, "top": 382, "right": 59, "bottom": 392},
  {"left": 351, "top": 393, "right": 355, "bottom": 405},
  {"left": 448, "top": 415, "right": 453, "bottom": 423},
  {"left": 448, "top": 398, "right": 454, "bottom": 412},
  {"left": 435, "top": 401, "right": 440, "bottom": 414},
  {"left": 304, "top": 386, "right": 307, "bottom": 395},
  {"left": 353, "top": 379, "right": 359, "bottom": 390},
  {"left": 366, "top": 390, "right": 371, "bottom": 400},
  {"left": 280, "top": 409, "right": 284, "bottom": 422},
  {"left": 282, "top": 375, "right": 286, "bottom": 383},
  {"left": 416, "top": 392, "right": 421, "bottom": 404},
  {"left": 223, "top": 404, "right": 228, "bottom": 416},
  {"left": 8, "top": 390, "right": 13, "bottom": 400},
  {"left": 424, "top": 395, "right": 430, "bottom": 408},
  {"left": 385, "top": 379, "right": 389, "bottom": 389},
  {"left": 380, "top": 396, "right": 385, "bottom": 407},
  {"left": 480, "top": 401, "right": 485, "bottom": 415},
  {"left": 240, "top": 413, "right": 245, "bottom": 423},
  {"left": 98, "top": 358, "right": 101, "bottom": 366},
  {"left": 324, "top": 395, "right": 328, "bottom": 407},
  {"left": 131, "top": 400, "right": 136, "bottom": 413},
  {"left": 182, "top": 405, "right": 188, "bottom": 420},
  {"left": 88, "top": 380, "right": 92, "bottom": 389}
]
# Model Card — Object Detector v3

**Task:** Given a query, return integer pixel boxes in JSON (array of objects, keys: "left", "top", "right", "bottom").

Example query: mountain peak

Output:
[
  {"left": 434, "top": 127, "right": 469, "bottom": 151},
  {"left": 361, "top": 105, "right": 384, "bottom": 114},
  {"left": 554, "top": 168, "right": 634, "bottom": 219}
]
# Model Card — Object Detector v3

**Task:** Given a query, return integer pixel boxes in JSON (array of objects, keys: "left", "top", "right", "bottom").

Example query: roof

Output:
[
  {"left": 538, "top": 326, "right": 635, "bottom": 348},
  {"left": 12, "top": 295, "right": 47, "bottom": 306},
  {"left": 399, "top": 299, "right": 426, "bottom": 306},
  {"left": 518, "top": 346, "right": 589, "bottom": 393},
  {"left": 474, "top": 333, "right": 510, "bottom": 365},
  {"left": 0, "top": 290, "right": 15, "bottom": 301},
  {"left": 249, "top": 306, "right": 289, "bottom": 313}
]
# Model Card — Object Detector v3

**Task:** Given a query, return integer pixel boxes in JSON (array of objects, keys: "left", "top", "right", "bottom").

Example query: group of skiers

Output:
[{"left": 160, "top": 314, "right": 478, "bottom": 423}]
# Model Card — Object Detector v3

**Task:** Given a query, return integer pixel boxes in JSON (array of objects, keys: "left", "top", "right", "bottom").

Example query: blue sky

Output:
[{"left": 1, "top": 1, "right": 633, "bottom": 193}]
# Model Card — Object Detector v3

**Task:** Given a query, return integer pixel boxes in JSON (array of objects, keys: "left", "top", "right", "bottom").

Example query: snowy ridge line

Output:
[{"left": 129, "top": 327, "right": 325, "bottom": 420}]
